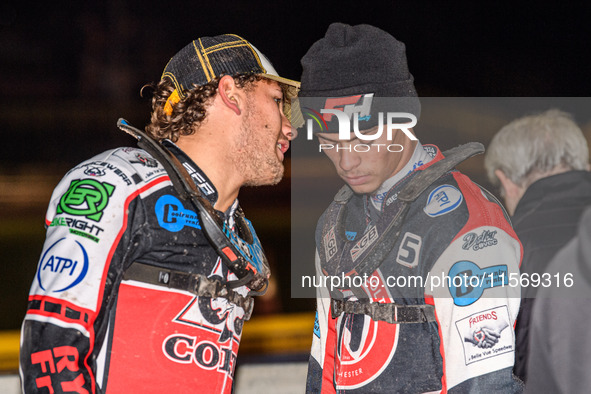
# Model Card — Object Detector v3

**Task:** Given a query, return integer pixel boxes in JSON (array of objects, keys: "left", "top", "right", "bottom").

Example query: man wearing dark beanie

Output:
[{"left": 301, "top": 23, "right": 523, "bottom": 393}]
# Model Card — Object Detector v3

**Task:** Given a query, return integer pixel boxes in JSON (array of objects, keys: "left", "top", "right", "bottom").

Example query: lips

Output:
[
  {"left": 342, "top": 174, "right": 370, "bottom": 186},
  {"left": 276, "top": 140, "right": 289, "bottom": 160}
]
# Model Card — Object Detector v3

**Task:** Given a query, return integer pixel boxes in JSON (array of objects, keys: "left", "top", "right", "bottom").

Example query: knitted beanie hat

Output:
[{"left": 299, "top": 23, "right": 420, "bottom": 132}]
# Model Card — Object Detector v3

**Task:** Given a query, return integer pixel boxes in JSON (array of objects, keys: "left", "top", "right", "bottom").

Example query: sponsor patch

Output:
[
  {"left": 83, "top": 166, "right": 106, "bottom": 177},
  {"left": 423, "top": 145, "right": 437, "bottom": 158},
  {"left": 50, "top": 217, "right": 103, "bottom": 243},
  {"left": 350, "top": 226, "right": 378, "bottom": 262},
  {"left": 324, "top": 227, "right": 338, "bottom": 261},
  {"left": 447, "top": 261, "right": 509, "bottom": 306},
  {"left": 462, "top": 230, "right": 498, "bottom": 251},
  {"left": 37, "top": 237, "right": 89, "bottom": 292},
  {"left": 345, "top": 231, "right": 357, "bottom": 241},
  {"left": 455, "top": 305, "right": 514, "bottom": 365},
  {"left": 130, "top": 152, "right": 158, "bottom": 167},
  {"left": 423, "top": 184, "right": 463, "bottom": 218},
  {"left": 57, "top": 179, "right": 115, "bottom": 222},
  {"left": 155, "top": 195, "right": 201, "bottom": 232},
  {"left": 385, "top": 192, "right": 399, "bottom": 207}
]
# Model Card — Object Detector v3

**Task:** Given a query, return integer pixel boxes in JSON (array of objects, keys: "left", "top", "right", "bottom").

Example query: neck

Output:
[{"left": 176, "top": 131, "right": 241, "bottom": 212}]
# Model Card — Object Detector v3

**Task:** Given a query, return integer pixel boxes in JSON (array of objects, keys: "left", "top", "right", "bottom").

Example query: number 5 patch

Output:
[{"left": 396, "top": 232, "right": 422, "bottom": 268}]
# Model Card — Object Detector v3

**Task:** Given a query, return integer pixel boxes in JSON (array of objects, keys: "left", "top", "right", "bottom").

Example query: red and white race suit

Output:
[{"left": 20, "top": 142, "right": 253, "bottom": 393}]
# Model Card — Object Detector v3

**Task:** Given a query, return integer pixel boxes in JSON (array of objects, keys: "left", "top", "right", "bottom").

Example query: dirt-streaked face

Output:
[{"left": 234, "top": 80, "right": 293, "bottom": 186}]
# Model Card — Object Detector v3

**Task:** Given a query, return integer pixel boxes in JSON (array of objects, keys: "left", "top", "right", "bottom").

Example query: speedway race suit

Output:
[
  {"left": 20, "top": 141, "right": 257, "bottom": 393},
  {"left": 306, "top": 145, "right": 523, "bottom": 393}
]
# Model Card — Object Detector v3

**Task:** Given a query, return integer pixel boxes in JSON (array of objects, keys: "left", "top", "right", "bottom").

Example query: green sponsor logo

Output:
[
  {"left": 57, "top": 179, "right": 115, "bottom": 222},
  {"left": 69, "top": 229, "right": 100, "bottom": 243}
]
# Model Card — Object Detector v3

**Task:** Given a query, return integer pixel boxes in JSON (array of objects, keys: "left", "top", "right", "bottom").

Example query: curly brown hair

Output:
[{"left": 144, "top": 74, "right": 263, "bottom": 142}]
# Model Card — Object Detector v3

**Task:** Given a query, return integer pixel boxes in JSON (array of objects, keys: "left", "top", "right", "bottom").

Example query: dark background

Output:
[{"left": 2, "top": 1, "right": 591, "bottom": 329}]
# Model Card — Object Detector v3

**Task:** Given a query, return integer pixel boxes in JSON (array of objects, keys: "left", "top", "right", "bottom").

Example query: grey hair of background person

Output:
[{"left": 484, "top": 109, "right": 590, "bottom": 188}]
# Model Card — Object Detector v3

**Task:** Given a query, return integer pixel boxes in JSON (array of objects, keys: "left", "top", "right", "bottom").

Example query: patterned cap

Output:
[{"left": 161, "top": 34, "right": 300, "bottom": 122}]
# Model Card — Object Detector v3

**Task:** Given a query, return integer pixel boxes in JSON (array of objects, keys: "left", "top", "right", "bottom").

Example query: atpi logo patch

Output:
[
  {"left": 57, "top": 179, "right": 115, "bottom": 222},
  {"left": 37, "top": 237, "right": 89, "bottom": 292}
]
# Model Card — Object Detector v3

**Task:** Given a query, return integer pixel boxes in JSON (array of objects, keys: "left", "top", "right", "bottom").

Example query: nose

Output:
[
  {"left": 282, "top": 113, "right": 297, "bottom": 141},
  {"left": 338, "top": 144, "right": 361, "bottom": 172}
]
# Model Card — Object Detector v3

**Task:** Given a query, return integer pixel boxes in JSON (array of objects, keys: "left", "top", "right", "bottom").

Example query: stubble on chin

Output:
[
  {"left": 234, "top": 120, "right": 285, "bottom": 186},
  {"left": 243, "top": 163, "right": 284, "bottom": 186}
]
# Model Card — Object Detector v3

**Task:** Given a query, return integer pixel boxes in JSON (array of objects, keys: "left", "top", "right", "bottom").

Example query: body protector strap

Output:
[
  {"left": 331, "top": 298, "right": 436, "bottom": 324},
  {"left": 319, "top": 143, "right": 484, "bottom": 323},
  {"left": 124, "top": 262, "right": 254, "bottom": 320},
  {"left": 117, "top": 119, "right": 270, "bottom": 296}
]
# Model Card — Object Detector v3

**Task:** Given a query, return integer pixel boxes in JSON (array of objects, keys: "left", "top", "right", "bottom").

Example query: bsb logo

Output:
[
  {"left": 57, "top": 179, "right": 115, "bottom": 222},
  {"left": 37, "top": 238, "right": 89, "bottom": 292}
]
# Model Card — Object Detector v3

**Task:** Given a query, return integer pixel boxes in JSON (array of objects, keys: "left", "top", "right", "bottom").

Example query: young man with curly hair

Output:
[{"left": 19, "top": 34, "right": 299, "bottom": 393}]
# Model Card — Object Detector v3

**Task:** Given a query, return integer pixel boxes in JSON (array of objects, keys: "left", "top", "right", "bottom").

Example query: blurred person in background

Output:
[
  {"left": 526, "top": 206, "right": 591, "bottom": 393},
  {"left": 19, "top": 34, "right": 299, "bottom": 393},
  {"left": 484, "top": 109, "right": 591, "bottom": 383}
]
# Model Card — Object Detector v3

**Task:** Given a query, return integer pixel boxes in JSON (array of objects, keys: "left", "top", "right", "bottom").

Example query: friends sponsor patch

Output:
[
  {"left": 424, "top": 185, "right": 463, "bottom": 218},
  {"left": 455, "top": 305, "right": 513, "bottom": 365}
]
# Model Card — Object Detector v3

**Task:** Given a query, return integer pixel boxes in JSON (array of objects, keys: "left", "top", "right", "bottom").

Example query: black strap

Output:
[
  {"left": 117, "top": 118, "right": 269, "bottom": 294},
  {"left": 123, "top": 262, "right": 254, "bottom": 320},
  {"left": 330, "top": 298, "right": 436, "bottom": 324}
]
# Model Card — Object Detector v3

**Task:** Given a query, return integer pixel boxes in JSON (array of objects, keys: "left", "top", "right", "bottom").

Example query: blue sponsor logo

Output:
[
  {"left": 448, "top": 261, "right": 509, "bottom": 306},
  {"left": 223, "top": 219, "right": 265, "bottom": 274},
  {"left": 37, "top": 238, "right": 89, "bottom": 292},
  {"left": 155, "top": 195, "right": 201, "bottom": 232},
  {"left": 345, "top": 231, "right": 357, "bottom": 241},
  {"left": 424, "top": 184, "right": 463, "bottom": 217}
]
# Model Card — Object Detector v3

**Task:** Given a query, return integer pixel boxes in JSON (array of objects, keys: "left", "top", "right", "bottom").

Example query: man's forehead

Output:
[{"left": 259, "top": 78, "right": 283, "bottom": 90}]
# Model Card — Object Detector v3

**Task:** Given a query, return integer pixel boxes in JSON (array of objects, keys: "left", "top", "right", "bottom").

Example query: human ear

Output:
[
  {"left": 494, "top": 170, "right": 520, "bottom": 197},
  {"left": 218, "top": 75, "right": 241, "bottom": 116},
  {"left": 494, "top": 169, "right": 525, "bottom": 215}
]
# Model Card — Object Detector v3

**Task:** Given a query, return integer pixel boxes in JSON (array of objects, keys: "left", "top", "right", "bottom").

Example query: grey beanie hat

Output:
[{"left": 298, "top": 23, "right": 420, "bottom": 131}]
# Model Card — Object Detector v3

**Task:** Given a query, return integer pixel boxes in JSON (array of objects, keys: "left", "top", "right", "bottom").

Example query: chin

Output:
[
  {"left": 245, "top": 166, "right": 284, "bottom": 187},
  {"left": 347, "top": 183, "right": 379, "bottom": 195}
]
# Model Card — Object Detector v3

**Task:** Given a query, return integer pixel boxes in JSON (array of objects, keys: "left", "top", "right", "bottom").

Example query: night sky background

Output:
[{"left": 1, "top": 1, "right": 591, "bottom": 329}]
